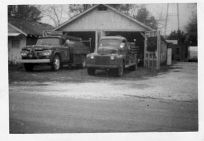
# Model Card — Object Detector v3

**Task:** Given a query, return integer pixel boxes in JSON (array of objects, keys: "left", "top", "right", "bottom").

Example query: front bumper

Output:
[
  {"left": 86, "top": 64, "right": 119, "bottom": 69},
  {"left": 20, "top": 59, "right": 51, "bottom": 63}
]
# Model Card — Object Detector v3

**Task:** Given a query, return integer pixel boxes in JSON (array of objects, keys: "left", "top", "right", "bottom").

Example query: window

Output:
[
  {"left": 36, "top": 38, "right": 61, "bottom": 46},
  {"left": 99, "top": 39, "right": 122, "bottom": 48}
]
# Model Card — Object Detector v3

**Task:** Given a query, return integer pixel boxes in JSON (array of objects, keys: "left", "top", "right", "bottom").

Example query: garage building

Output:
[{"left": 54, "top": 4, "right": 167, "bottom": 69}]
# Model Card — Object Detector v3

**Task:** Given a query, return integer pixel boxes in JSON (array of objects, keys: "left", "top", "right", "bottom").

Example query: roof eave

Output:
[
  {"left": 8, "top": 23, "right": 27, "bottom": 36},
  {"left": 54, "top": 4, "right": 154, "bottom": 31}
]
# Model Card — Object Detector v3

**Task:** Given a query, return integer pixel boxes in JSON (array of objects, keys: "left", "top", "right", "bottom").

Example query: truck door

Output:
[{"left": 144, "top": 30, "right": 161, "bottom": 70}]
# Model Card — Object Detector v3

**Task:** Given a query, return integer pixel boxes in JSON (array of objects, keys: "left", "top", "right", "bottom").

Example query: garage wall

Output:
[
  {"left": 58, "top": 8, "right": 147, "bottom": 31},
  {"left": 8, "top": 35, "right": 26, "bottom": 64}
]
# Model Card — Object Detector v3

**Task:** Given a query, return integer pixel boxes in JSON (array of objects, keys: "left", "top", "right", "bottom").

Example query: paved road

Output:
[{"left": 9, "top": 62, "right": 198, "bottom": 133}]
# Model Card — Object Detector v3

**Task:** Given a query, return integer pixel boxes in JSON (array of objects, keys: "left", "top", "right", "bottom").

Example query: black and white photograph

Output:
[{"left": 0, "top": 0, "right": 203, "bottom": 141}]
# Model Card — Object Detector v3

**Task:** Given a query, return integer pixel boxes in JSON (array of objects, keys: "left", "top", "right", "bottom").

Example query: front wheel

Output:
[{"left": 52, "top": 55, "right": 61, "bottom": 71}]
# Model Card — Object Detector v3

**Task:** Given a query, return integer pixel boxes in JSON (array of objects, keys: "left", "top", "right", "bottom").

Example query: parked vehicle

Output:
[
  {"left": 86, "top": 36, "right": 138, "bottom": 76},
  {"left": 188, "top": 46, "right": 198, "bottom": 62},
  {"left": 20, "top": 32, "right": 90, "bottom": 71}
]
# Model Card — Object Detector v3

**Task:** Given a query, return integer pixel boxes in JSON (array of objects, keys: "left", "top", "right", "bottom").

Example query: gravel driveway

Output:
[{"left": 9, "top": 62, "right": 198, "bottom": 133}]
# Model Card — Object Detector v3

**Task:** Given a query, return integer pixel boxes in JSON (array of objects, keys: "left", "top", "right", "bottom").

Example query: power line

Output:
[{"left": 164, "top": 3, "right": 180, "bottom": 37}]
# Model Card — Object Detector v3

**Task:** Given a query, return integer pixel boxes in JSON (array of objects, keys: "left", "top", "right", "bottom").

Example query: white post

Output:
[
  {"left": 156, "top": 31, "right": 161, "bottom": 70},
  {"left": 95, "top": 31, "right": 98, "bottom": 53},
  {"left": 144, "top": 32, "right": 147, "bottom": 68},
  {"left": 167, "top": 48, "right": 172, "bottom": 65}
]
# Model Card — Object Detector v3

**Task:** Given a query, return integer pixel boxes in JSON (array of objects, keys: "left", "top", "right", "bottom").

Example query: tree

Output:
[
  {"left": 37, "top": 5, "right": 70, "bottom": 27},
  {"left": 8, "top": 5, "right": 41, "bottom": 22},
  {"left": 133, "top": 7, "right": 158, "bottom": 29},
  {"left": 69, "top": 4, "right": 94, "bottom": 16},
  {"left": 185, "top": 10, "right": 197, "bottom": 46},
  {"left": 167, "top": 30, "right": 186, "bottom": 44},
  {"left": 109, "top": 4, "right": 132, "bottom": 14},
  {"left": 68, "top": 4, "right": 131, "bottom": 16}
]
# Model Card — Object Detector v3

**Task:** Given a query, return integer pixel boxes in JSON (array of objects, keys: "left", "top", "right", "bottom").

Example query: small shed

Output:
[
  {"left": 8, "top": 17, "right": 53, "bottom": 64},
  {"left": 54, "top": 4, "right": 167, "bottom": 69},
  {"left": 166, "top": 40, "right": 188, "bottom": 61}
]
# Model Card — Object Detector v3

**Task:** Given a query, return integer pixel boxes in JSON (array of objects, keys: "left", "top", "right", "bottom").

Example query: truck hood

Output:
[
  {"left": 97, "top": 46, "right": 118, "bottom": 55},
  {"left": 22, "top": 45, "right": 56, "bottom": 51}
]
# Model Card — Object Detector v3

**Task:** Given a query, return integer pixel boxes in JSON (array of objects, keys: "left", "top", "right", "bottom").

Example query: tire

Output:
[
  {"left": 24, "top": 64, "right": 34, "bottom": 72},
  {"left": 52, "top": 55, "right": 61, "bottom": 71},
  {"left": 87, "top": 68, "right": 95, "bottom": 75}
]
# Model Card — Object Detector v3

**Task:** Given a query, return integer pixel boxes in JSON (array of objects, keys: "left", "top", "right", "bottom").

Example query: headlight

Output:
[
  {"left": 42, "top": 50, "right": 52, "bottom": 56},
  {"left": 21, "top": 50, "right": 28, "bottom": 56},
  {"left": 110, "top": 55, "right": 115, "bottom": 60},
  {"left": 90, "top": 55, "right": 94, "bottom": 59},
  {"left": 120, "top": 43, "right": 125, "bottom": 48}
]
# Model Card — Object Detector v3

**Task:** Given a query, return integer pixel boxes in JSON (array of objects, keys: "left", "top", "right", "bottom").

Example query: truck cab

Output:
[{"left": 86, "top": 36, "right": 137, "bottom": 76}]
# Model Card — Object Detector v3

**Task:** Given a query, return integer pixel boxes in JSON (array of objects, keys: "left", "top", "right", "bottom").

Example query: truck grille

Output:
[
  {"left": 22, "top": 50, "right": 44, "bottom": 59},
  {"left": 95, "top": 56, "right": 110, "bottom": 65}
]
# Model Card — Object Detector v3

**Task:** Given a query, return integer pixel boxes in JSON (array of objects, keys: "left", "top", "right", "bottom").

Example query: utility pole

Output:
[
  {"left": 164, "top": 3, "right": 169, "bottom": 38},
  {"left": 177, "top": 3, "right": 180, "bottom": 31},
  {"left": 177, "top": 3, "right": 180, "bottom": 45}
]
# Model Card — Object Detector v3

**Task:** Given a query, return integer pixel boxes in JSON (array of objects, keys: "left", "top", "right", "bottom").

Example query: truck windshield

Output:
[
  {"left": 99, "top": 39, "right": 122, "bottom": 48},
  {"left": 36, "top": 38, "right": 61, "bottom": 46}
]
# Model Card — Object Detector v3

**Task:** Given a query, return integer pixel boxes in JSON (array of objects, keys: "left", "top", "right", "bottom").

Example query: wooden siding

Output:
[
  {"left": 58, "top": 9, "right": 147, "bottom": 31},
  {"left": 8, "top": 36, "right": 26, "bottom": 64}
]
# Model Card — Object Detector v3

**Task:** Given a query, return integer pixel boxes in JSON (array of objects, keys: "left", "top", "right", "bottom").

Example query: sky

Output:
[
  {"left": 145, "top": 3, "right": 196, "bottom": 35},
  {"left": 40, "top": 3, "right": 197, "bottom": 35}
]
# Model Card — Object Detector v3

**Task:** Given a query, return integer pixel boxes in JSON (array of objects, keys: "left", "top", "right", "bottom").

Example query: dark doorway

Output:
[
  {"left": 64, "top": 31, "right": 96, "bottom": 53},
  {"left": 105, "top": 31, "right": 145, "bottom": 66}
]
